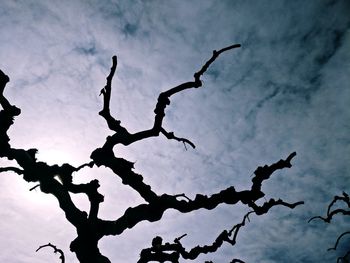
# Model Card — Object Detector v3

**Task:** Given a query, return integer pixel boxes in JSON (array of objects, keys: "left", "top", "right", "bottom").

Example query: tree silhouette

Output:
[{"left": 0, "top": 44, "right": 304, "bottom": 262}]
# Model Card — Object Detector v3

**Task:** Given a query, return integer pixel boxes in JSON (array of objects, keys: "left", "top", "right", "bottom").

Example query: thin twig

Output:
[
  {"left": 29, "top": 184, "right": 40, "bottom": 191},
  {"left": 161, "top": 128, "right": 195, "bottom": 149}
]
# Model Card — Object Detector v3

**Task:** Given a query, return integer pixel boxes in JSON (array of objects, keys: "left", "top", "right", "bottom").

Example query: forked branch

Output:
[
  {"left": 96, "top": 44, "right": 241, "bottom": 152},
  {"left": 92, "top": 44, "right": 242, "bottom": 202},
  {"left": 97, "top": 153, "right": 303, "bottom": 237},
  {"left": 138, "top": 199, "right": 301, "bottom": 263}
]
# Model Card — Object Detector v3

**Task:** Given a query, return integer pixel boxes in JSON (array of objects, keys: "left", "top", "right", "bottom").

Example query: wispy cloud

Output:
[{"left": 0, "top": 0, "right": 349, "bottom": 262}]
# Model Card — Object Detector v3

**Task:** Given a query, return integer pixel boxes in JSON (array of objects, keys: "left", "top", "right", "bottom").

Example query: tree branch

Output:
[
  {"left": 0, "top": 166, "right": 23, "bottom": 175},
  {"left": 309, "top": 192, "right": 350, "bottom": 223},
  {"left": 92, "top": 45, "right": 242, "bottom": 202},
  {"left": 98, "top": 153, "right": 303, "bottom": 236},
  {"left": 194, "top": 44, "right": 241, "bottom": 82},
  {"left": 96, "top": 44, "right": 241, "bottom": 153},
  {"left": 91, "top": 148, "right": 159, "bottom": 203},
  {"left": 99, "top": 56, "right": 116, "bottom": 111},
  {"left": 137, "top": 195, "right": 302, "bottom": 263},
  {"left": 29, "top": 184, "right": 40, "bottom": 191},
  {"left": 175, "top": 212, "right": 253, "bottom": 260},
  {"left": 160, "top": 127, "right": 195, "bottom": 149},
  {"left": 36, "top": 243, "right": 65, "bottom": 263},
  {"left": 65, "top": 179, "right": 104, "bottom": 220},
  {"left": 251, "top": 152, "right": 296, "bottom": 192},
  {"left": 247, "top": 198, "right": 304, "bottom": 216},
  {"left": 229, "top": 260, "right": 245, "bottom": 263}
]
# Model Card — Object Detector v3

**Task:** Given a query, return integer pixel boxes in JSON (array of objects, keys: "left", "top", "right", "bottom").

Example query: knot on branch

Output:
[
  {"left": 90, "top": 147, "right": 114, "bottom": 166},
  {"left": 86, "top": 179, "right": 104, "bottom": 202},
  {"left": 192, "top": 73, "right": 203, "bottom": 87},
  {"left": 58, "top": 164, "right": 75, "bottom": 184},
  {"left": 1, "top": 105, "right": 21, "bottom": 116},
  {"left": 154, "top": 93, "right": 170, "bottom": 115},
  {"left": 251, "top": 152, "right": 296, "bottom": 192}
]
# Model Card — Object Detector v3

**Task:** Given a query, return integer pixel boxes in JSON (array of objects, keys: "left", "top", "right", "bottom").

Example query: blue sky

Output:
[{"left": 0, "top": 0, "right": 349, "bottom": 262}]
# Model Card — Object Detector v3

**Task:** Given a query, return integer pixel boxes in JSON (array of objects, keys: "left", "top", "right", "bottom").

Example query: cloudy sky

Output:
[{"left": 0, "top": 0, "right": 349, "bottom": 262}]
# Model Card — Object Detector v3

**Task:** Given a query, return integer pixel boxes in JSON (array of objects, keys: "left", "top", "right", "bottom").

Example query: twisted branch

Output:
[
  {"left": 97, "top": 152, "right": 303, "bottom": 237},
  {"left": 176, "top": 212, "right": 253, "bottom": 260},
  {"left": 92, "top": 45, "right": 242, "bottom": 202},
  {"left": 309, "top": 192, "right": 350, "bottom": 223},
  {"left": 138, "top": 197, "right": 301, "bottom": 263},
  {"left": 96, "top": 44, "right": 241, "bottom": 152},
  {"left": 194, "top": 44, "right": 241, "bottom": 82}
]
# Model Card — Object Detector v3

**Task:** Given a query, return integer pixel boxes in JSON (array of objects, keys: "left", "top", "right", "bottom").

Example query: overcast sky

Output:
[{"left": 0, "top": 0, "right": 349, "bottom": 262}]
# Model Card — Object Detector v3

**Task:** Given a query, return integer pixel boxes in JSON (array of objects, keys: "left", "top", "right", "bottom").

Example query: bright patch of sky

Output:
[{"left": 0, "top": 0, "right": 349, "bottom": 262}]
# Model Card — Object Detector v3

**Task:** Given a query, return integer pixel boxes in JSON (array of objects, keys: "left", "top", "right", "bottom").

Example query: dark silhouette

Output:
[
  {"left": 0, "top": 45, "right": 304, "bottom": 262},
  {"left": 309, "top": 192, "right": 350, "bottom": 262}
]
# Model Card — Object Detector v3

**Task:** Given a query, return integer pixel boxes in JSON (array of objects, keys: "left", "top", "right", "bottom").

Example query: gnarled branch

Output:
[
  {"left": 96, "top": 44, "right": 241, "bottom": 153},
  {"left": 309, "top": 192, "right": 350, "bottom": 223},
  {"left": 99, "top": 153, "right": 303, "bottom": 237},
  {"left": 138, "top": 195, "right": 302, "bottom": 263}
]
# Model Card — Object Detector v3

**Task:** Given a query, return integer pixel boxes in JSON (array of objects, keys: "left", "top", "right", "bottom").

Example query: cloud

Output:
[{"left": 0, "top": 0, "right": 349, "bottom": 262}]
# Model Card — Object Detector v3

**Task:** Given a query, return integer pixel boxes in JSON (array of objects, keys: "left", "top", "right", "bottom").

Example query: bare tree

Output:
[
  {"left": 309, "top": 192, "right": 350, "bottom": 262},
  {"left": 0, "top": 44, "right": 303, "bottom": 262}
]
